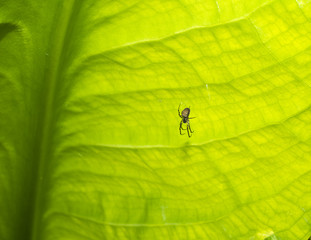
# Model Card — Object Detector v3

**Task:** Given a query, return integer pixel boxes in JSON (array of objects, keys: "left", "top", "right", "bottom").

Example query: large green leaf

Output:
[{"left": 0, "top": 0, "right": 311, "bottom": 239}]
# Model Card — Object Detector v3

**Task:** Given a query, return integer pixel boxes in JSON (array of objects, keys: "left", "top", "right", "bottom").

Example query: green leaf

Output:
[{"left": 0, "top": 0, "right": 311, "bottom": 239}]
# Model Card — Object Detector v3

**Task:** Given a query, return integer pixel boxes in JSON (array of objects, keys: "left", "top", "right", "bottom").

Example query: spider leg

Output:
[
  {"left": 179, "top": 120, "right": 185, "bottom": 135},
  {"left": 188, "top": 117, "right": 196, "bottom": 119},
  {"left": 187, "top": 124, "right": 192, "bottom": 137},
  {"left": 178, "top": 103, "right": 182, "bottom": 118},
  {"left": 188, "top": 122, "right": 194, "bottom": 133}
]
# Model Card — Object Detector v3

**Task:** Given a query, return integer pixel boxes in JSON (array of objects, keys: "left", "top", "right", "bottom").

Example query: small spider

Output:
[{"left": 178, "top": 103, "right": 195, "bottom": 137}]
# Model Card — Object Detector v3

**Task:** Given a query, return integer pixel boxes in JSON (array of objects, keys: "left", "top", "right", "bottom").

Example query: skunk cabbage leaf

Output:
[{"left": 0, "top": 0, "right": 311, "bottom": 239}]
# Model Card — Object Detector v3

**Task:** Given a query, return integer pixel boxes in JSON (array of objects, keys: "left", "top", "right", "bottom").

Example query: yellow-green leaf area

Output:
[{"left": 0, "top": 0, "right": 310, "bottom": 239}]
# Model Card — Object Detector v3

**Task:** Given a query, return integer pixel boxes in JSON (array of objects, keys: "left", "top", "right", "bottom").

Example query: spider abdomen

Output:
[{"left": 182, "top": 108, "right": 190, "bottom": 118}]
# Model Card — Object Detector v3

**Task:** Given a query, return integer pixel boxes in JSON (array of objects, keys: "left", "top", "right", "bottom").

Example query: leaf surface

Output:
[{"left": 0, "top": 0, "right": 311, "bottom": 239}]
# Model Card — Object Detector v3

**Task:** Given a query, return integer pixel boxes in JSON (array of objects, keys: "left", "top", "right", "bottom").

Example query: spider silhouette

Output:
[{"left": 178, "top": 103, "right": 195, "bottom": 137}]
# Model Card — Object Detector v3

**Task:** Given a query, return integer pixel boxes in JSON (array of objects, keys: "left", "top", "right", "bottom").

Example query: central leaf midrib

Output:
[{"left": 30, "top": 1, "right": 77, "bottom": 240}]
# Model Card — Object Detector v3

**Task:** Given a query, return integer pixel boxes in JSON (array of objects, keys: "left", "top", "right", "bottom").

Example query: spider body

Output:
[
  {"left": 181, "top": 108, "right": 190, "bottom": 123},
  {"left": 178, "top": 104, "right": 195, "bottom": 137}
]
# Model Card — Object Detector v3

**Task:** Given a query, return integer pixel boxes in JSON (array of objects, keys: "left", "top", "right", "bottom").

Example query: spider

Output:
[{"left": 178, "top": 103, "right": 195, "bottom": 137}]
